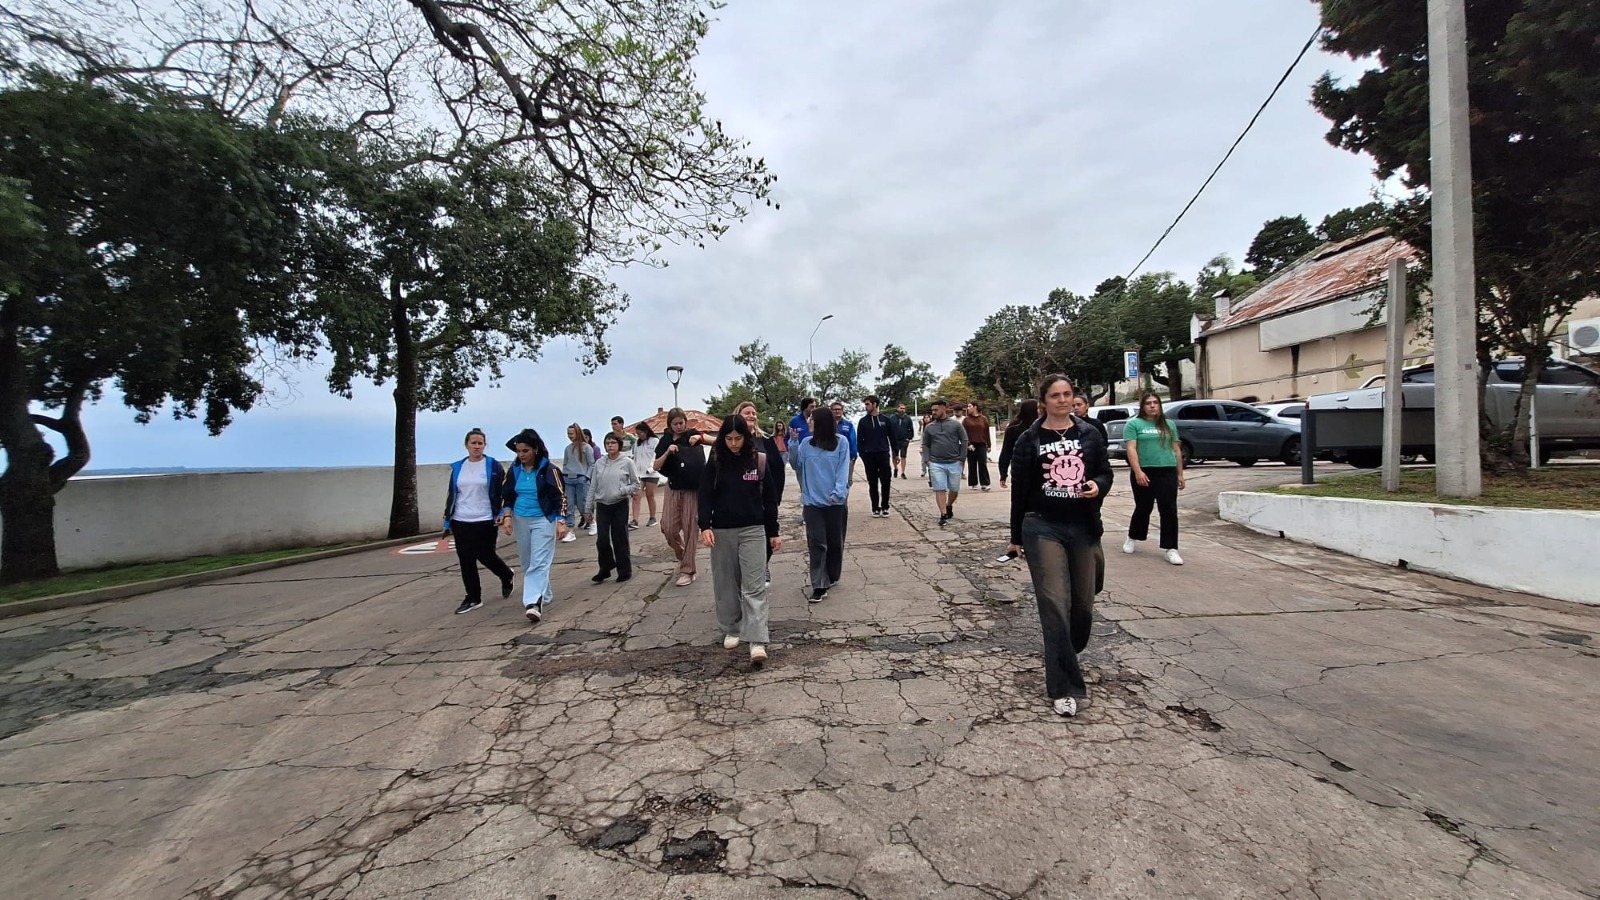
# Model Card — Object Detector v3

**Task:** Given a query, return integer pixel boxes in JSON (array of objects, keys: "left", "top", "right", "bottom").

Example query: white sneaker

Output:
[
  {"left": 750, "top": 645, "right": 767, "bottom": 668},
  {"left": 723, "top": 635, "right": 739, "bottom": 650},
  {"left": 560, "top": 532, "right": 576, "bottom": 543},
  {"left": 587, "top": 523, "right": 597, "bottom": 536},
  {"left": 1052, "top": 697, "right": 1078, "bottom": 717},
  {"left": 1165, "top": 549, "right": 1185, "bottom": 566},
  {"left": 1122, "top": 538, "right": 1137, "bottom": 554}
]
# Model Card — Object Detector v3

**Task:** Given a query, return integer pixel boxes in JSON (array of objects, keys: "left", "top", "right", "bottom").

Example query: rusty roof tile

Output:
[{"left": 1208, "top": 231, "right": 1419, "bottom": 334}]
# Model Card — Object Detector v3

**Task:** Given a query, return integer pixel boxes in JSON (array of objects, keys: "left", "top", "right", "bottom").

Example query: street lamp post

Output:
[
  {"left": 666, "top": 365, "right": 684, "bottom": 409},
  {"left": 808, "top": 314, "right": 834, "bottom": 396}
]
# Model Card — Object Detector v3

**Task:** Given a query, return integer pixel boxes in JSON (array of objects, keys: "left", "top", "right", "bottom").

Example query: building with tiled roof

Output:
[{"left": 1194, "top": 231, "right": 1426, "bottom": 403}]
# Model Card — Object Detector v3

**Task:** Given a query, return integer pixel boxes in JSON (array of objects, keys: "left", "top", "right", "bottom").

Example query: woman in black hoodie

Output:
[{"left": 699, "top": 415, "right": 783, "bottom": 668}]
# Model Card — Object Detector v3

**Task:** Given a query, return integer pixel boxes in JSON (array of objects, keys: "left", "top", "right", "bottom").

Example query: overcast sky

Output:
[{"left": 68, "top": 0, "right": 1384, "bottom": 471}]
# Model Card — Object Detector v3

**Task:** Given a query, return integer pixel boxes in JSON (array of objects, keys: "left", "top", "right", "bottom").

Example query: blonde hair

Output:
[{"left": 732, "top": 401, "right": 768, "bottom": 438}]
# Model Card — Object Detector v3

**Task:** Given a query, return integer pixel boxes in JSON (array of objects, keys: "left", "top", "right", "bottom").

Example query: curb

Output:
[{"left": 0, "top": 533, "right": 445, "bottom": 620}]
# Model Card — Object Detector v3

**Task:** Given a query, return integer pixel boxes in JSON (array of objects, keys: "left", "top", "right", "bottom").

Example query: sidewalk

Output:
[{"left": 0, "top": 473, "right": 1595, "bottom": 898}]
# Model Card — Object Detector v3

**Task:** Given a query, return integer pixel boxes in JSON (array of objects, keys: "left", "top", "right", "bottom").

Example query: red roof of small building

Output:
[{"left": 1206, "top": 231, "right": 1419, "bottom": 334}]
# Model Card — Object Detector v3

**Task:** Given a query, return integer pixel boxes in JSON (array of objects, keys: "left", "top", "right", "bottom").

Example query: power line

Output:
[{"left": 1120, "top": 25, "right": 1324, "bottom": 283}]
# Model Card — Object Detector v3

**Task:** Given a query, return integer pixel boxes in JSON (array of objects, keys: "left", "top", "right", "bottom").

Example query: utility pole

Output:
[
  {"left": 1428, "top": 0, "right": 1482, "bottom": 497},
  {"left": 1382, "top": 260, "right": 1407, "bottom": 492}
]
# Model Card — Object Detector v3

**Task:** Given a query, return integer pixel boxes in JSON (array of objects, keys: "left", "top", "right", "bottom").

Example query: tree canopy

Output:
[
  {"left": 874, "top": 344, "right": 937, "bottom": 409},
  {"left": 312, "top": 144, "right": 624, "bottom": 535},
  {"left": 1312, "top": 0, "right": 1600, "bottom": 469},
  {"left": 0, "top": 73, "right": 322, "bottom": 579},
  {"left": 1245, "top": 215, "right": 1319, "bottom": 278},
  {"left": 0, "top": 0, "right": 775, "bottom": 262}
]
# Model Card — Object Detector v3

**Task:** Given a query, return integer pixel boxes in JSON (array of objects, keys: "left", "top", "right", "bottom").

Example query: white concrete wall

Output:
[
  {"left": 0, "top": 465, "right": 451, "bottom": 570},
  {"left": 1219, "top": 491, "right": 1599, "bottom": 606}
]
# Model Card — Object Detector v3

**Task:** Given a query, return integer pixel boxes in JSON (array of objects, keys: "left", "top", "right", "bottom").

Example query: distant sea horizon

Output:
[{"left": 79, "top": 464, "right": 419, "bottom": 477}]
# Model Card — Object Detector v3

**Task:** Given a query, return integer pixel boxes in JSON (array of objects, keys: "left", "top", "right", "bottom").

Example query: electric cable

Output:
[{"left": 1120, "top": 25, "right": 1324, "bottom": 283}]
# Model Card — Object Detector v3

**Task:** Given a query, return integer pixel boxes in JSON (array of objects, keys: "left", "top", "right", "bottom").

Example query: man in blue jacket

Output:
[{"left": 830, "top": 400, "right": 858, "bottom": 484}]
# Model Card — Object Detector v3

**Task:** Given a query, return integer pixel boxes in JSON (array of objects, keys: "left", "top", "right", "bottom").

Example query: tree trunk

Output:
[
  {"left": 387, "top": 283, "right": 421, "bottom": 538},
  {"left": 1165, "top": 359, "right": 1184, "bottom": 401},
  {"left": 0, "top": 312, "right": 61, "bottom": 582}
]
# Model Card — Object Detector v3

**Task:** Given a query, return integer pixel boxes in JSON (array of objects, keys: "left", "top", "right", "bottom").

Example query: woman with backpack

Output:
[
  {"left": 789, "top": 405, "right": 852, "bottom": 603},
  {"left": 501, "top": 428, "right": 567, "bottom": 624},
  {"left": 699, "top": 415, "right": 782, "bottom": 668}
]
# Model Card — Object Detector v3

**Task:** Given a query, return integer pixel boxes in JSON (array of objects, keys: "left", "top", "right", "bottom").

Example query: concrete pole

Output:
[
  {"left": 1382, "top": 260, "right": 1407, "bottom": 492},
  {"left": 1428, "top": 0, "right": 1482, "bottom": 497}
]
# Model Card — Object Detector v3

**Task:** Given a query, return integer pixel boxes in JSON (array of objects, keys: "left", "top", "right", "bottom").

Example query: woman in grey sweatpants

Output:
[{"left": 698, "top": 415, "right": 782, "bottom": 668}]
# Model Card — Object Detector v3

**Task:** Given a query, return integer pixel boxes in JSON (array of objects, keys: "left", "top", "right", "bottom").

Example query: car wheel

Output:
[
  {"left": 1229, "top": 457, "right": 1258, "bottom": 467},
  {"left": 1180, "top": 440, "right": 1195, "bottom": 467},
  {"left": 1280, "top": 437, "right": 1301, "bottom": 466}
]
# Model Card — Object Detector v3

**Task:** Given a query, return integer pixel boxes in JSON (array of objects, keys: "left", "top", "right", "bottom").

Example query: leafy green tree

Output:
[
  {"left": 929, "top": 371, "right": 979, "bottom": 408},
  {"left": 313, "top": 145, "right": 624, "bottom": 537},
  {"left": 1316, "top": 202, "right": 1392, "bottom": 242},
  {"left": 955, "top": 305, "right": 1054, "bottom": 404},
  {"left": 1049, "top": 287, "right": 1128, "bottom": 403},
  {"left": 705, "top": 340, "right": 804, "bottom": 421},
  {"left": 1312, "top": 0, "right": 1600, "bottom": 470},
  {"left": 1245, "top": 215, "right": 1319, "bottom": 278},
  {"left": 1114, "top": 272, "right": 1201, "bottom": 400},
  {"left": 812, "top": 349, "right": 874, "bottom": 415},
  {"left": 2, "top": 0, "right": 775, "bottom": 263},
  {"left": 874, "top": 344, "right": 937, "bottom": 409},
  {"left": 0, "top": 75, "right": 322, "bottom": 580}
]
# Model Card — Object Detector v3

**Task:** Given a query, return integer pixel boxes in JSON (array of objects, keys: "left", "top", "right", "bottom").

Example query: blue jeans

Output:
[
  {"left": 563, "top": 475, "right": 590, "bottom": 528},
  {"left": 512, "top": 514, "right": 557, "bottom": 609},
  {"left": 1019, "top": 515, "right": 1101, "bottom": 700}
]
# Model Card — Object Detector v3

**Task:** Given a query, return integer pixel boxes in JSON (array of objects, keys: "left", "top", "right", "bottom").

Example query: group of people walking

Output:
[{"left": 440, "top": 384, "right": 1188, "bottom": 715}]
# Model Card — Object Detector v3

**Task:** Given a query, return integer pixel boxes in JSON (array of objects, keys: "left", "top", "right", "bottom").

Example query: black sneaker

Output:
[
  {"left": 591, "top": 571, "right": 611, "bottom": 584},
  {"left": 500, "top": 577, "right": 514, "bottom": 598},
  {"left": 809, "top": 588, "right": 827, "bottom": 603},
  {"left": 455, "top": 598, "right": 483, "bottom": 615},
  {"left": 616, "top": 573, "right": 632, "bottom": 583},
  {"left": 938, "top": 512, "right": 949, "bottom": 526}
]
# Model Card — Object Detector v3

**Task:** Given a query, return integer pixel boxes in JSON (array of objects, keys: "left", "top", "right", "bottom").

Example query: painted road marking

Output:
[{"left": 394, "top": 538, "right": 455, "bottom": 556}]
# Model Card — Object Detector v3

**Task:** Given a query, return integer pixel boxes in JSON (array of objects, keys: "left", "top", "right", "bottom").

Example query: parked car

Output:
[
  {"left": 1254, "top": 402, "right": 1306, "bottom": 426},
  {"left": 1084, "top": 403, "right": 1138, "bottom": 426},
  {"left": 1305, "top": 358, "right": 1600, "bottom": 466},
  {"left": 1107, "top": 399, "right": 1303, "bottom": 467}
]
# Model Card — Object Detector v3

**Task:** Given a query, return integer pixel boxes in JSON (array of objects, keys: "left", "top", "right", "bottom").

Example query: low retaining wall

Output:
[
  {"left": 0, "top": 465, "right": 451, "bottom": 570},
  {"left": 1218, "top": 491, "right": 1599, "bottom": 606}
]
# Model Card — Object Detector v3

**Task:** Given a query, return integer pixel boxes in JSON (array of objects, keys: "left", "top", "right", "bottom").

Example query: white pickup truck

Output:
[{"left": 1305, "top": 358, "right": 1600, "bottom": 466}]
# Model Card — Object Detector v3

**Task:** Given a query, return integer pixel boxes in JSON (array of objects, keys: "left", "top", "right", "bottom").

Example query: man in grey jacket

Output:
[{"left": 921, "top": 399, "right": 967, "bottom": 525}]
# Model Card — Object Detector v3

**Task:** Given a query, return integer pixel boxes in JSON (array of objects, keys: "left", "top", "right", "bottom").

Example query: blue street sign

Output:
[{"left": 1123, "top": 350, "right": 1141, "bottom": 380}]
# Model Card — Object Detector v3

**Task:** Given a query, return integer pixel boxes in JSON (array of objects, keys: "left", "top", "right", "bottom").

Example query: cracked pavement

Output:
[{"left": 2, "top": 463, "right": 1597, "bottom": 898}]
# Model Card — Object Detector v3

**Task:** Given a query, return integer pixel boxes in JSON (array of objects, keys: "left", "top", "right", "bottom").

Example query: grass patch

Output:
[
  {"left": 0, "top": 542, "right": 363, "bottom": 605},
  {"left": 1262, "top": 465, "right": 1600, "bottom": 510}
]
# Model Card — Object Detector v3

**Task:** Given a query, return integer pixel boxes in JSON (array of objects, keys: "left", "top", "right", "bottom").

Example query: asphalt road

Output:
[{"left": 2, "top": 465, "right": 1597, "bottom": 899}]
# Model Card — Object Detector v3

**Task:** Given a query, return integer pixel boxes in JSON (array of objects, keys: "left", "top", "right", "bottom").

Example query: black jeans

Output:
[
  {"left": 967, "top": 444, "right": 990, "bottom": 487},
  {"left": 1020, "top": 515, "right": 1100, "bottom": 700},
  {"left": 1128, "top": 466, "right": 1180, "bottom": 550},
  {"left": 451, "top": 519, "right": 514, "bottom": 602},
  {"left": 802, "top": 504, "right": 847, "bottom": 591},
  {"left": 861, "top": 451, "right": 893, "bottom": 511},
  {"left": 594, "top": 499, "right": 632, "bottom": 578}
]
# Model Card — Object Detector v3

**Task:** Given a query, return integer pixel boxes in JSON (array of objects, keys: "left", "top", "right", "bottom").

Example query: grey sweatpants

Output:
[{"left": 711, "top": 525, "right": 771, "bottom": 643}]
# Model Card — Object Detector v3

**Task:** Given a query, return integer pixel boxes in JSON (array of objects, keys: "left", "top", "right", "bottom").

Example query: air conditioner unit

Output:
[{"left": 1570, "top": 317, "right": 1600, "bottom": 354}]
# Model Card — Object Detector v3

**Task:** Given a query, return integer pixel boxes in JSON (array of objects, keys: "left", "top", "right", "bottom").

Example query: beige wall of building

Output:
[{"left": 1202, "top": 296, "right": 1600, "bottom": 404}]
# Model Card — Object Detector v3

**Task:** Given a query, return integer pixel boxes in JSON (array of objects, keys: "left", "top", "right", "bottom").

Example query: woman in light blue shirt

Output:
[
  {"left": 502, "top": 428, "right": 568, "bottom": 624},
  {"left": 790, "top": 406, "right": 852, "bottom": 603}
]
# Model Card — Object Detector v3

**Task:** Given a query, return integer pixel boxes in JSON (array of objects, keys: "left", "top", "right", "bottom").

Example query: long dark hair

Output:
[
  {"left": 1007, "top": 399, "right": 1039, "bottom": 429},
  {"left": 1137, "top": 391, "right": 1178, "bottom": 449},
  {"left": 506, "top": 428, "right": 550, "bottom": 469},
  {"left": 713, "top": 414, "right": 755, "bottom": 467},
  {"left": 809, "top": 406, "right": 839, "bottom": 452},
  {"left": 634, "top": 421, "right": 656, "bottom": 442}
]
